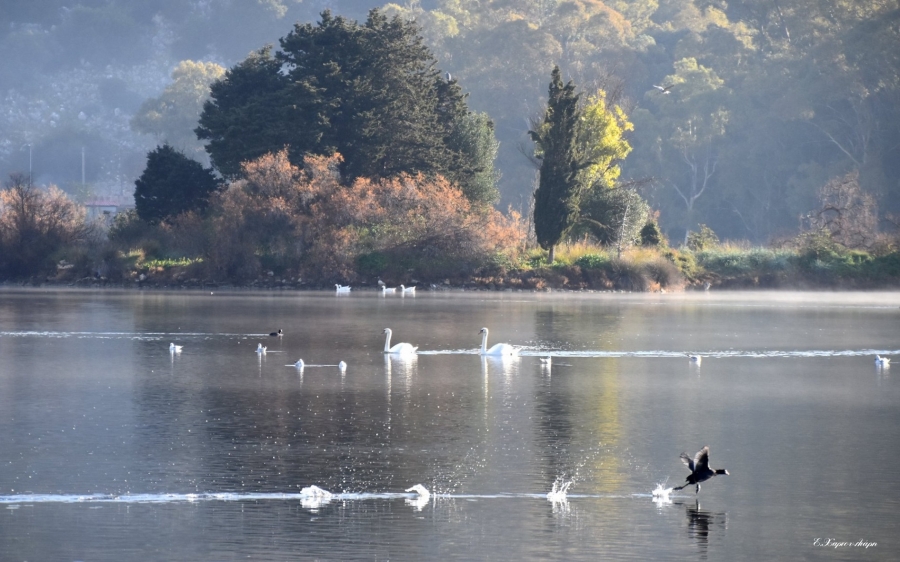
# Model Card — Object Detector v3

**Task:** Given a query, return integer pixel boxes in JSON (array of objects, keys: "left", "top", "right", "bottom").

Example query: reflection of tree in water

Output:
[{"left": 684, "top": 501, "right": 727, "bottom": 558}]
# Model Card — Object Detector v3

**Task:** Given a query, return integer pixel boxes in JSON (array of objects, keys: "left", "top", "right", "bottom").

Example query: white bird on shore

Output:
[
  {"left": 383, "top": 328, "right": 417, "bottom": 355},
  {"left": 875, "top": 355, "right": 891, "bottom": 367},
  {"left": 169, "top": 343, "right": 183, "bottom": 353},
  {"left": 479, "top": 327, "right": 518, "bottom": 357},
  {"left": 256, "top": 343, "right": 267, "bottom": 355}
]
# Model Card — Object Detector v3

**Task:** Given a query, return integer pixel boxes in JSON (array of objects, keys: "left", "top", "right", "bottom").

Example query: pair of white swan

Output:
[{"left": 382, "top": 327, "right": 517, "bottom": 357}]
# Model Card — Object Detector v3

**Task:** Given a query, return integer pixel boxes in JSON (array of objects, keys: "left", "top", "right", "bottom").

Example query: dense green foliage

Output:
[
  {"left": 134, "top": 145, "right": 219, "bottom": 224},
  {"left": 1, "top": 0, "right": 899, "bottom": 254},
  {"left": 196, "top": 10, "right": 499, "bottom": 205},
  {"left": 530, "top": 67, "right": 583, "bottom": 260}
]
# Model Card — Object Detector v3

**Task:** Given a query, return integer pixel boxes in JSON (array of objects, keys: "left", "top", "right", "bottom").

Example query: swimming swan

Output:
[
  {"left": 335, "top": 284, "right": 351, "bottom": 293},
  {"left": 256, "top": 343, "right": 267, "bottom": 354},
  {"left": 400, "top": 285, "right": 416, "bottom": 294},
  {"left": 383, "top": 328, "right": 417, "bottom": 355},
  {"left": 381, "top": 286, "right": 396, "bottom": 294},
  {"left": 479, "top": 327, "right": 518, "bottom": 357},
  {"left": 169, "top": 343, "right": 183, "bottom": 353},
  {"left": 876, "top": 355, "right": 891, "bottom": 367}
]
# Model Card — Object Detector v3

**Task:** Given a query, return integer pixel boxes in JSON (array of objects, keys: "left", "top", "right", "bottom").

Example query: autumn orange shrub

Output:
[
  {"left": 202, "top": 150, "right": 525, "bottom": 283},
  {"left": 0, "top": 175, "right": 93, "bottom": 277}
]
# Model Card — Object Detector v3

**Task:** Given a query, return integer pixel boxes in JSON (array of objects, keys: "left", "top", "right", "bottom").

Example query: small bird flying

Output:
[{"left": 653, "top": 84, "right": 675, "bottom": 94}]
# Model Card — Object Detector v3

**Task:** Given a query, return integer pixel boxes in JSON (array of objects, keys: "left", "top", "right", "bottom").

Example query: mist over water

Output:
[{"left": 0, "top": 289, "right": 898, "bottom": 560}]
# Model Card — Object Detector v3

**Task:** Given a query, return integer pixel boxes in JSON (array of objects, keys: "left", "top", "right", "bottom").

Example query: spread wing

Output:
[
  {"left": 680, "top": 452, "right": 694, "bottom": 472},
  {"left": 693, "top": 446, "right": 710, "bottom": 472}
]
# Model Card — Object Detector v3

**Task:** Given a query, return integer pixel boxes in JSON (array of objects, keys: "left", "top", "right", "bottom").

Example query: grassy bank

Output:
[{"left": 22, "top": 239, "right": 900, "bottom": 292}]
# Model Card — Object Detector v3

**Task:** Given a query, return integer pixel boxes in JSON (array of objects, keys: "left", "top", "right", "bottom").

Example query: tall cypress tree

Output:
[{"left": 529, "top": 66, "right": 582, "bottom": 263}]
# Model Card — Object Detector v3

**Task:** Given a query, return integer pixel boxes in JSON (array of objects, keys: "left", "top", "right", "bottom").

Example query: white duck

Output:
[
  {"left": 875, "top": 355, "right": 891, "bottom": 367},
  {"left": 479, "top": 327, "right": 518, "bottom": 357},
  {"left": 256, "top": 343, "right": 267, "bottom": 355},
  {"left": 383, "top": 328, "right": 417, "bottom": 355}
]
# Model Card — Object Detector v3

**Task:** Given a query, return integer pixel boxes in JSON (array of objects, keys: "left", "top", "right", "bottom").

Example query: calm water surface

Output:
[{"left": 0, "top": 289, "right": 898, "bottom": 560}]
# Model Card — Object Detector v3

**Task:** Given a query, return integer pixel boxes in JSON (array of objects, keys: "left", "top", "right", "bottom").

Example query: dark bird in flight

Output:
[
  {"left": 653, "top": 84, "right": 675, "bottom": 94},
  {"left": 673, "top": 446, "right": 729, "bottom": 493}
]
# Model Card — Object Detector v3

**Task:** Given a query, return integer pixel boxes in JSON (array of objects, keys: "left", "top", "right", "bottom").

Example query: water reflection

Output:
[{"left": 683, "top": 500, "right": 727, "bottom": 558}]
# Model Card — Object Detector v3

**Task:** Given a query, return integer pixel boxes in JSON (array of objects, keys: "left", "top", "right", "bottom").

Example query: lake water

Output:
[{"left": 0, "top": 289, "right": 897, "bottom": 561}]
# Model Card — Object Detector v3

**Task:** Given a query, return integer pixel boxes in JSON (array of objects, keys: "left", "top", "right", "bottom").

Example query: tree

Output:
[
  {"left": 0, "top": 173, "right": 91, "bottom": 278},
  {"left": 134, "top": 145, "right": 219, "bottom": 225},
  {"left": 530, "top": 67, "right": 582, "bottom": 263},
  {"left": 530, "top": 67, "right": 635, "bottom": 262},
  {"left": 196, "top": 9, "right": 499, "bottom": 204},
  {"left": 131, "top": 60, "right": 226, "bottom": 162}
]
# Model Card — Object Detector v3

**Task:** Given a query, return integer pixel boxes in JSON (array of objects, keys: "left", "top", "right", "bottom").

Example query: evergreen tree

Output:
[
  {"left": 529, "top": 66, "right": 582, "bottom": 263},
  {"left": 196, "top": 9, "right": 499, "bottom": 204},
  {"left": 134, "top": 144, "right": 219, "bottom": 224}
]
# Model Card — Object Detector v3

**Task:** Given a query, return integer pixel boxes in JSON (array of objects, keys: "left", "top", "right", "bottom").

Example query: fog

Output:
[{"left": 2, "top": 0, "right": 898, "bottom": 243}]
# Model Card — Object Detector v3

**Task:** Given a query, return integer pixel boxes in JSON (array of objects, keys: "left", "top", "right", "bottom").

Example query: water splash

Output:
[
  {"left": 299, "top": 485, "right": 333, "bottom": 510},
  {"left": 651, "top": 481, "right": 673, "bottom": 505},
  {"left": 404, "top": 484, "right": 431, "bottom": 511},
  {"left": 546, "top": 478, "right": 573, "bottom": 503}
]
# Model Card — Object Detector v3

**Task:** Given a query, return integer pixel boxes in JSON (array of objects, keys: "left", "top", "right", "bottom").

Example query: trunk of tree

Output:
[{"left": 548, "top": 245, "right": 555, "bottom": 264}]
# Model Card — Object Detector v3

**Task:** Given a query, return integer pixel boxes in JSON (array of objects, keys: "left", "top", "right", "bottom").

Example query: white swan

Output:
[
  {"left": 381, "top": 286, "right": 396, "bottom": 294},
  {"left": 540, "top": 356, "right": 552, "bottom": 366},
  {"left": 256, "top": 343, "right": 267, "bottom": 354},
  {"left": 479, "top": 327, "right": 518, "bottom": 357},
  {"left": 169, "top": 343, "right": 183, "bottom": 353},
  {"left": 875, "top": 355, "right": 891, "bottom": 367},
  {"left": 335, "top": 284, "right": 351, "bottom": 293},
  {"left": 338, "top": 361, "right": 347, "bottom": 372},
  {"left": 400, "top": 284, "right": 416, "bottom": 294},
  {"left": 290, "top": 359, "right": 305, "bottom": 368},
  {"left": 383, "top": 328, "right": 417, "bottom": 355}
]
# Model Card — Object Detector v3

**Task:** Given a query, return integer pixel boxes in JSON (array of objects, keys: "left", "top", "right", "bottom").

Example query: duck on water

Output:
[{"left": 673, "top": 446, "right": 729, "bottom": 493}]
